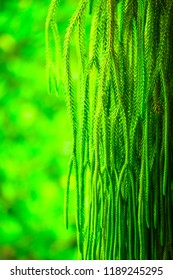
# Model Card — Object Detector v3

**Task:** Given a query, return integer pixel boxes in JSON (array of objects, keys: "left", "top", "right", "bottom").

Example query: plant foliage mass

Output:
[{"left": 46, "top": 0, "right": 173, "bottom": 260}]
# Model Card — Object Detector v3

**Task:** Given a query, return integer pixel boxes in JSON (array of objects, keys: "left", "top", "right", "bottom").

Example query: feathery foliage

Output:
[{"left": 46, "top": 0, "right": 173, "bottom": 259}]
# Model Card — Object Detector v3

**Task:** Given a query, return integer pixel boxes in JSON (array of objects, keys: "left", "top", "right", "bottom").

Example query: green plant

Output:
[{"left": 46, "top": 0, "right": 173, "bottom": 260}]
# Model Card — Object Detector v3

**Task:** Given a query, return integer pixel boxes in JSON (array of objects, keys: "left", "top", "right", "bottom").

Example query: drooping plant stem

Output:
[{"left": 46, "top": 0, "right": 173, "bottom": 260}]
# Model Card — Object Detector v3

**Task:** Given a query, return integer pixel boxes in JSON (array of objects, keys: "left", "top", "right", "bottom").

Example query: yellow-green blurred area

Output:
[{"left": 0, "top": 0, "right": 80, "bottom": 259}]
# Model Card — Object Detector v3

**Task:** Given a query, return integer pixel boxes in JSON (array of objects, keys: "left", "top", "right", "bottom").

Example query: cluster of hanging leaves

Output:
[{"left": 46, "top": 0, "right": 173, "bottom": 259}]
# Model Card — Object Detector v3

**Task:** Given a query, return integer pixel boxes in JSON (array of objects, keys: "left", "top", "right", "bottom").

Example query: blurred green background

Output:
[{"left": 0, "top": 0, "right": 80, "bottom": 259}]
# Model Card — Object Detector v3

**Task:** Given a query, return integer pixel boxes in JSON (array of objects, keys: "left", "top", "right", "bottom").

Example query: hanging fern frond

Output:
[
  {"left": 46, "top": 0, "right": 173, "bottom": 260},
  {"left": 45, "top": 0, "right": 62, "bottom": 95}
]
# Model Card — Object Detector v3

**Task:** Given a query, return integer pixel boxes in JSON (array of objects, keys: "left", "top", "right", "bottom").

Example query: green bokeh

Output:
[{"left": 0, "top": 0, "right": 79, "bottom": 260}]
